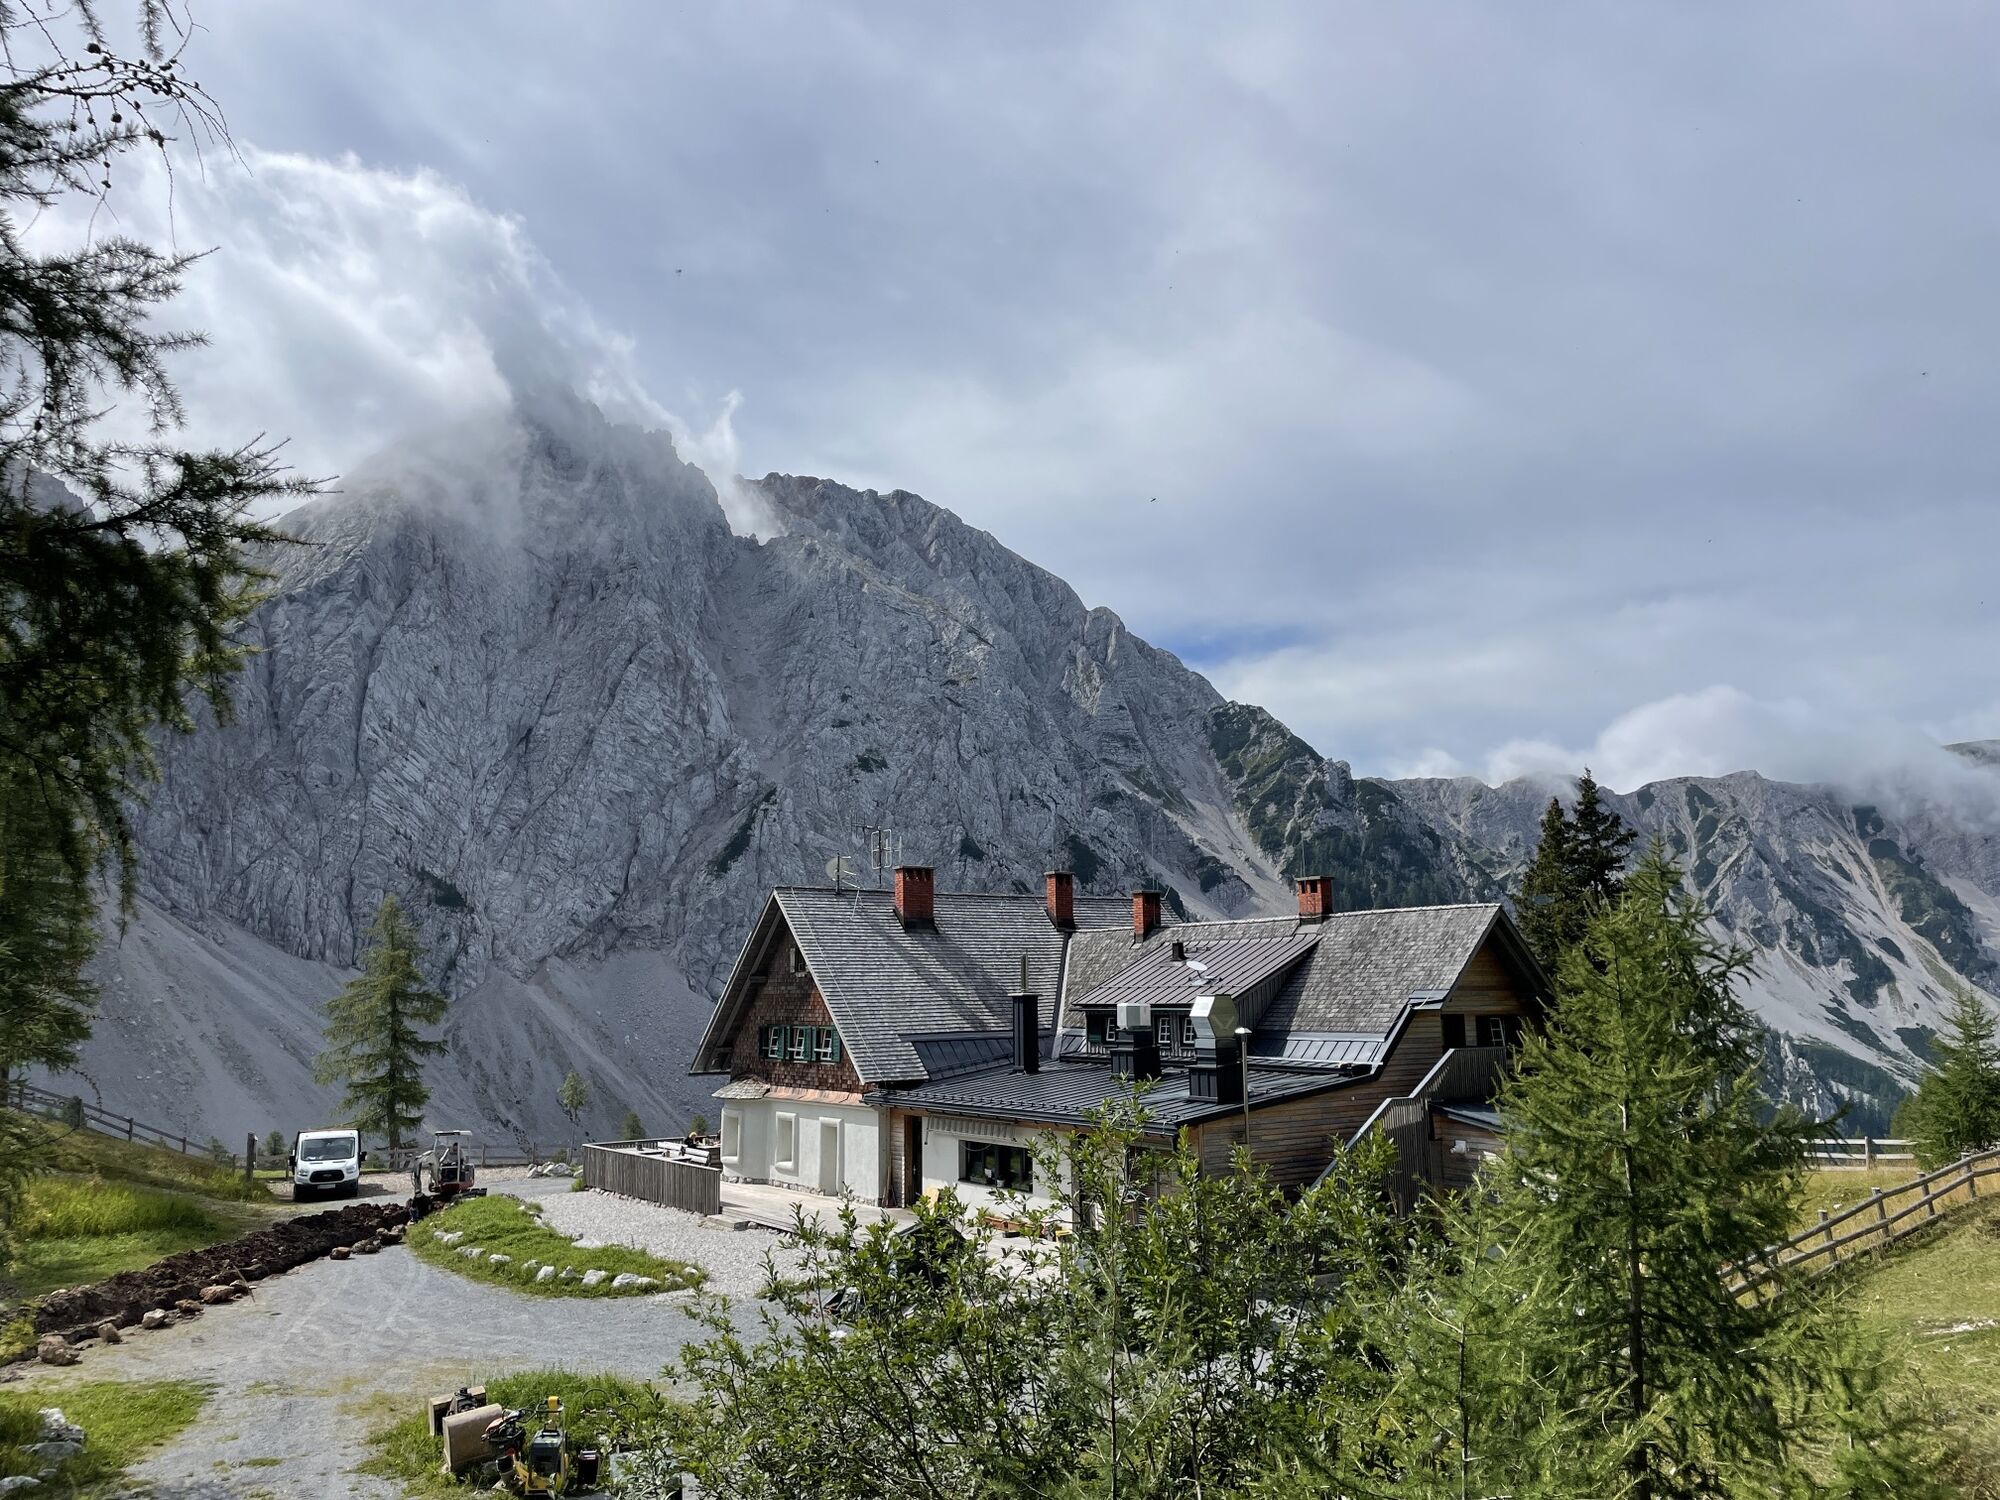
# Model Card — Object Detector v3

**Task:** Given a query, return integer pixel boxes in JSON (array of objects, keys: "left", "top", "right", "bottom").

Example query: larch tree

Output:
[
  {"left": 0, "top": 1, "right": 312, "bottom": 1114},
  {"left": 1899, "top": 983, "right": 2000, "bottom": 1167},
  {"left": 314, "top": 896, "right": 447, "bottom": 1152},
  {"left": 1516, "top": 766, "right": 1637, "bottom": 971},
  {"left": 1454, "top": 848, "right": 1942, "bottom": 1498}
]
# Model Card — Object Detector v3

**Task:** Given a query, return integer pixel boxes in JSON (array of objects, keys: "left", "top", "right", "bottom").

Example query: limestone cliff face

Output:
[{"left": 71, "top": 399, "right": 2000, "bottom": 1143}]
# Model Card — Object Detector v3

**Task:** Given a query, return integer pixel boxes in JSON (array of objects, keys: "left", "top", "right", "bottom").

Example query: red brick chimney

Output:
[
  {"left": 894, "top": 866, "right": 935, "bottom": 928},
  {"left": 1045, "top": 871, "right": 1075, "bottom": 930},
  {"left": 1296, "top": 875, "right": 1333, "bottom": 923},
  {"left": 1132, "top": 889, "right": 1162, "bottom": 940}
]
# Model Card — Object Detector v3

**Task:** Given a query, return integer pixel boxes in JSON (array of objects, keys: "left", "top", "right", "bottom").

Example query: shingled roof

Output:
[
  {"left": 692, "top": 887, "right": 1131, "bottom": 1086},
  {"left": 1258, "top": 903, "right": 1517, "bottom": 1034}
]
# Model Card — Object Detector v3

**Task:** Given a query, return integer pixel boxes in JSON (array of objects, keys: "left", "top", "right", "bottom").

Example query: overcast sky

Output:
[{"left": 64, "top": 3, "right": 2000, "bottom": 791}]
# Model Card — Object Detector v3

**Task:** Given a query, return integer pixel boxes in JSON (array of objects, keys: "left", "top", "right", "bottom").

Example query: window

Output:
[
  {"left": 814, "top": 1026, "right": 841, "bottom": 1064},
  {"left": 775, "top": 1112, "right": 797, "bottom": 1171},
  {"left": 1182, "top": 1016, "right": 1198, "bottom": 1048},
  {"left": 721, "top": 1111, "right": 741, "bottom": 1163},
  {"left": 787, "top": 1026, "right": 809, "bottom": 1062},
  {"left": 1155, "top": 1016, "right": 1175, "bottom": 1048},
  {"left": 1442, "top": 1014, "right": 1467, "bottom": 1050},
  {"left": 761, "top": 1025, "right": 784, "bottom": 1061},
  {"left": 1477, "top": 1015, "right": 1510, "bottom": 1048},
  {"left": 788, "top": 943, "right": 807, "bottom": 975},
  {"left": 1085, "top": 1012, "right": 1114, "bottom": 1047},
  {"left": 959, "top": 1140, "right": 1033, "bottom": 1191}
]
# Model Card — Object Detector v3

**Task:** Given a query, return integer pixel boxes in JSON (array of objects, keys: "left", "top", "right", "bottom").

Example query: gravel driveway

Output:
[
  {"left": 523, "top": 1184, "right": 802, "bottom": 1298},
  {"left": 6, "top": 1201, "right": 773, "bottom": 1498}
]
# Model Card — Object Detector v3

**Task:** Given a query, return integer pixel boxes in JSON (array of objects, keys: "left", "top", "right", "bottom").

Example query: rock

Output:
[
  {"left": 486, "top": 1253, "right": 511, "bottom": 1266},
  {"left": 174, "top": 1300, "right": 204, "bottom": 1316},
  {"left": 199, "top": 1284, "right": 237, "bottom": 1305},
  {"left": 0, "top": 1475, "right": 42, "bottom": 1494},
  {"left": 534, "top": 1265, "right": 557, "bottom": 1284},
  {"left": 140, "top": 1309, "right": 170, "bottom": 1330},
  {"left": 22, "top": 1440, "right": 81, "bottom": 1466},
  {"left": 34, "top": 1336, "right": 76, "bottom": 1367},
  {"left": 457, "top": 1246, "right": 485, "bottom": 1261},
  {"left": 353, "top": 1237, "right": 380, "bottom": 1255},
  {"left": 558, "top": 1268, "right": 577, "bottom": 1281},
  {"left": 37, "top": 1412, "right": 84, "bottom": 1447},
  {"left": 609, "top": 1273, "right": 657, "bottom": 1290},
  {"left": 580, "top": 1269, "right": 608, "bottom": 1288},
  {"left": 434, "top": 1230, "right": 464, "bottom": 1246},
  {"left": 95, "top": 1322, "right": 121, "bottom": 1344}
]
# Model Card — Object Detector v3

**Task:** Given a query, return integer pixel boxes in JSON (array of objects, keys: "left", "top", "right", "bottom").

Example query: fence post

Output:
[
  {"left": 245, "top": 1131, "right": 256, "bottom": 1183},
  {"left": 125, "top": 1116, "right": 134, "bottom": 1141},
  {"left": 1863, "top": 1136, "right": 1875, "bottom": 1168},
  {"left": 1818, "top": 1209, "right": 1834, "bottom": 1263},
  {"left": 1970, "top": 1158, "right": 1981, "bottom": 1200}
]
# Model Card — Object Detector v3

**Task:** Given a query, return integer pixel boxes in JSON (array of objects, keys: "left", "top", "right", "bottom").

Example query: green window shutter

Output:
[{"left": 827, "top": 1030, "right": 842, "bottom": 1063}]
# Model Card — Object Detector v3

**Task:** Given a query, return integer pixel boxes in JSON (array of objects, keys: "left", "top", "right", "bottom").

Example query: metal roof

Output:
[
  {"left": 870, "top": 1059, "right": 1371, "bottom": 1136},
  {"left": 1060, "top": 917, "right": 1293, "bottom": 1012},
  {"left": 1067, "top": 927, "right": 1323, "bottom": 1015}
]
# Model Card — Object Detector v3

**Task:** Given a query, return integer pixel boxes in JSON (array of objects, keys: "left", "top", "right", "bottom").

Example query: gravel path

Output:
[
  {"left": 529, "top": 1187, "right": 801, "bottom": 1297},
  {"left": 4, "top": 1238, "right": 766, "bottom": 1498}
]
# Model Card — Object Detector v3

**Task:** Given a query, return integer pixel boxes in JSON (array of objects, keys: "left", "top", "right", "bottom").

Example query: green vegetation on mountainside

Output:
[{"left": 1207, "top": 702, "right": 1483, "bottom": 909}]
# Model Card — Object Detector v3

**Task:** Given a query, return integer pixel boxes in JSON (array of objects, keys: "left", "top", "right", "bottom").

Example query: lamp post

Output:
[{"left": 1235, "top": 1025, "right": 1254, "bottom": 1160}]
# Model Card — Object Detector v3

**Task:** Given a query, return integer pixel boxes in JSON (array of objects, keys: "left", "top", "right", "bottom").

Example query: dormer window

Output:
[
  {"left": 1182, "top": 1016, "right": 1197, "bottom": 1048},
  {"left": 1155, "top": 1016, "right": 1175, "bottom": 1048},
  {"left": 1085, "top": 1012, "right": 1114, "bottom": 1047}
]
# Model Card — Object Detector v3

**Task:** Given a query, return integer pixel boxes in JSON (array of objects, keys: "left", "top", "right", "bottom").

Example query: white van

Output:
[{"left": 290, "top": 1128, "right": 362, "bottom": 1201}]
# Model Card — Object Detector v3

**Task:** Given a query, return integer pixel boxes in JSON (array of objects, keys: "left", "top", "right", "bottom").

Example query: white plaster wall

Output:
[
  {"left": 719, "top": 1100, "right": 773, "bottom": 1181},
  {"left": 742, "top": 1100, "right": 881, "bottom": 1200},
  {"left": 918, "top": 1113, "right": 1069, "bottom": 1215}
]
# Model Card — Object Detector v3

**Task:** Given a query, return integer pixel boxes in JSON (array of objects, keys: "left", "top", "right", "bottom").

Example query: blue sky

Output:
[{"left": 56, "top": 2, "right": 2000, "bottom": 791}]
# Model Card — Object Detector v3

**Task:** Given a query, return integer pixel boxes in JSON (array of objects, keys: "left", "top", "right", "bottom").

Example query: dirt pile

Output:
[{"left": 32, "top": 1201, "right": 410, "bottom": 1340}]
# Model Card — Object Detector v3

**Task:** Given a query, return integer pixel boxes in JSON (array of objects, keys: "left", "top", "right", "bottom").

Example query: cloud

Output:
[
  {"left": 1481, "top": 686, "right": 2000, "bottom": 827},
  {"left": 24, "top": 145, "right": 777, "bottom": 534}
]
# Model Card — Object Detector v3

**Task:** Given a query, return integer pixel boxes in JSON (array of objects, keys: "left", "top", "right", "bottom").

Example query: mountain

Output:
[{"left": 54, "top": 398, "right": 2000, "bottom": 1144}]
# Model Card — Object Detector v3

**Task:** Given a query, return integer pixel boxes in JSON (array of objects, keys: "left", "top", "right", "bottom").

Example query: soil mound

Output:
[{"left": 33, "top": 1201, "right": 410, "bottom": 1339}]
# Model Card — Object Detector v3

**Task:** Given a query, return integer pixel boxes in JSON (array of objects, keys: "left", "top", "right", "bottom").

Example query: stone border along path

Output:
[{"left": 1, "top": 1180, "right": 782, "bottom": 1497}]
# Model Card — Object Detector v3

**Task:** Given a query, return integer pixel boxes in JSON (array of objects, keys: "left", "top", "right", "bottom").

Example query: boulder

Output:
[
  {"left": 199, "top": 1285, "right": 237, "bottom": 1305},
  {"left": 486, "top": 1253, "right": 511, "bottom": 1267},
  {"left": 95, "top": 1322, "right": 121, "bottom": 1344},
  {"left": 352, "top": 1238, "right": 380, "bottom": 1255},
  {"left": 0, "top": 1474, "right": 42, "bottom": 1494},
  {"left": 37, "top": 1411, "right": 84, "bottom": 1447},
  {"left": 534, "top": 1265, "right": 557, "bottom": 1284},
  {"left": 174, "top": 1300, "right": 203, "bottom": 1316},
  {"left": 580, "top": 1269, "right": 608, "bottom": 1288},
  {"left": 22, "top": 1439, "right": 81, "bottom": 1466},
  {"left": 35, "top": 1336, "right": 76, "bottom": 1367},
  {"left": 609, "top": 1273, "right": 657, "bottom": 1291},
  {"left": 140, "top": 1309, "right": 170, "bottom": 1330},
  {"left": 328, "top": 1245, "right": 351, "bottom": 1262},
  {"left": 434, "top": 1229, "right": 464, "bottom": 1246},
  {"left": 457, "top": 1246, "right": 485, "bottom": 1261}
]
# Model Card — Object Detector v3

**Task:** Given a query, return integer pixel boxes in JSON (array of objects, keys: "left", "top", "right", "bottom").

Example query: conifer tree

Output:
[
  {"left": 1, "top": 4, "right": 313, "bottom": 1122},
  {"left": 313, "top": 896, "right": 446, "bottom": 1152},
  {"left": 1458, "top": 848, "right": 1938, "bottom": 1498},
  {"left": 619, "top": 1108, "right": 644, "bottom": 1141},
  {"left": 1900, "top": 984, "right": 2000, "bottom": 1167},
  {"left": 1515, "top": 766, "right": 1636, "bottom": 969}
]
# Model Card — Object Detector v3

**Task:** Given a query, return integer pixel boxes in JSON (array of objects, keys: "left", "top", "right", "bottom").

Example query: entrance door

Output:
[
  {"left": 819, "top": 1119, "right": 841, "bottom": 1195},
  {"left": 904, "top": 1116, "right": 924, "bottom": 1206}
]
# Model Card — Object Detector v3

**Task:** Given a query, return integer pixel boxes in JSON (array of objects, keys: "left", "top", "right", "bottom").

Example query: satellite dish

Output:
[
  {"left": 1191, "top": 992, "right": 1238, "bottom": 1041},
  {"left": 825, "top": 855, "right": 854, "bottom": 890}
]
